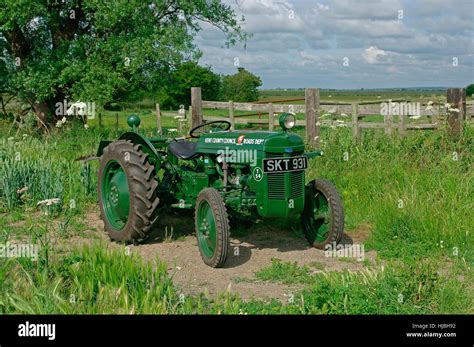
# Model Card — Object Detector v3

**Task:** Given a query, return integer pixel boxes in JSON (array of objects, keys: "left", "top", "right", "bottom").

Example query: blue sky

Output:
[{"left": 195, "top": 0, "right": 474, "bottom": 89}]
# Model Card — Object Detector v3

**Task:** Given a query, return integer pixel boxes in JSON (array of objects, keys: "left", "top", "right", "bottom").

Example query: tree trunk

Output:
[{"left": 33, "top": 101, "right": 50, "bottom": 125}]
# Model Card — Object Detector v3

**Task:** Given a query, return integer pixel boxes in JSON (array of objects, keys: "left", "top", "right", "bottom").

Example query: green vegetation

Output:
[
  {"left": 159, "top": 62, "right": 221, "bottom": 109},
  {"left": 1, "top": 243, "right": 469, "bottom": 314},
  {"left": 0, "top": 1, "right": 247, "bottom": 125},
  {"left": 220, "top": 67, "right": 263, "bottom": 102},
  {"left": 254, "top": 258, "right": 471, "bottom": 314},
  {"left": 467, "top": 84, "right": 474, "bottom": 97},
  {"left": 0, "top": 88, "right": 472, "bottom": 314}
]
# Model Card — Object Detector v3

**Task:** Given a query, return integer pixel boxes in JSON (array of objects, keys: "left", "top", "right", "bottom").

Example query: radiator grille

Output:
[
  {"left": 267, "top": 173, "right": 286, "bottom": 200},
  {"left": 290, "top": 171, "right": 304, "bottom": 199},
  {"left": 265, "top": 152, "right": 304, "bottom": 200}
]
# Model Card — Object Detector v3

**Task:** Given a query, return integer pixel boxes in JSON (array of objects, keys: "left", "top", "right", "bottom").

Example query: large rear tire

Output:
[
  {"left": 301, "top": 179, "right": 344, "bottom": 249},
  {"left": 98, "top": 140, "right": 160, "bottom": 243}
]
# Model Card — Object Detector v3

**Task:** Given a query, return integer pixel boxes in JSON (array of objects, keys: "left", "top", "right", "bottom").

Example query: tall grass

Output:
[
  {"left": 2, "top": 244, "right": 469, "bottom": 314},
  {"left": 308, "top": 126, "right": 473, "bottom": 262},
  {"left": 251, "top": 258, "right": 471, "bottom": 314},
  {"left": 0, "top": 135, "right": 96, "bottom": 212}
]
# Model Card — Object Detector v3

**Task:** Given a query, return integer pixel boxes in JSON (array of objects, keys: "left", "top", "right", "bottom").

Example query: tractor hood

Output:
[{"left": 196, "top": 130, "right": 305, "bottom": 154}]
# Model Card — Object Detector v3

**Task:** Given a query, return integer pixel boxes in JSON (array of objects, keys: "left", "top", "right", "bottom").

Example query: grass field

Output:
[
  {"left": 258, "top": 89, "right": 447, "bottom": 103},
  {"left": 0, "top": 90, "right": 472, "bottom": 314}
]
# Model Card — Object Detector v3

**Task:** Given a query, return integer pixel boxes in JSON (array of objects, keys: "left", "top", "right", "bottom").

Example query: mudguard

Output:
[{"left": 96, "top": 132, "right": 162, "bottom": 165}]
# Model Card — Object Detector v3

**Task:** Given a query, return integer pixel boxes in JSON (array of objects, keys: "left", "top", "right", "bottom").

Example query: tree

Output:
[
  {"left": 220, "top": 67, "right": 262, "bottom": 102},
  {"left": 0, "top": 0, "right": 247, "bottom": 126},
  {"left": 164, "top": 61, "right": 220, "bottom": 109},
  {"left": 466, "top": 84, "right": 474, "bottom": 97}
]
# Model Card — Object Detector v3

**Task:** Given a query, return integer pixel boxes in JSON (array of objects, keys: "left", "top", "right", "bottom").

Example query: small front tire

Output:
[
  {"left": 195, "top": 188, "right": 230, "bottom": 268},
  {"left": 301, "top": 179, "right": 344, "bottom": 249}
]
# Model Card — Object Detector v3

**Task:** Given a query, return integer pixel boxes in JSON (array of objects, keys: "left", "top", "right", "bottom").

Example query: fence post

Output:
[
  {"left": 399, "top": 114, "right": 406, "bottom": 138},
  {"left": 115, "top": 113, "right": 119, "bottom": 130},
  {"left": 268, "top": 103, "right": 274, "bottom": 131},
  {"left": 431, "top": 105, "right": 438, "bottom": 126},
  {"left": 98, "top": 112, "right": 102, "bottom": 128},
  {"left": 191, "top": 87, "right": 203, "bottom": 128},
  {"left": 155, "top": 103, "right": 162, "bottom": 134},
  {"left": 229, "top": 101, "right": 235, "bottom": 130},
  {"left": 351, "top": 103, "right": 361, "bottom": 141},
  {"left": 305, "top": 88, "right": 320, "bottom": 148},
  {"left": 384, "top": 112, "right": 393, "bottom": 135},
  {"left": 446, "top": 88, "right": 466, "bottom": 136}
]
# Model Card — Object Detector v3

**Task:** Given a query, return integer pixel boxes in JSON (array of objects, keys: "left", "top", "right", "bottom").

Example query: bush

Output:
[{"left": 220, "top": 67, "right": 262, "bottom": 102}]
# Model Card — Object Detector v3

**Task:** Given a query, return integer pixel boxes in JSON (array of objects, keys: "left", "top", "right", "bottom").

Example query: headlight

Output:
[{"left": 279, "top": 113, "right": 295, "bottom": 131}]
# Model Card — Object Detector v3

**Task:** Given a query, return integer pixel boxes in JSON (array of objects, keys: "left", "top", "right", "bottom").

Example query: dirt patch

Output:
[{"left": 71, "top": 209, "right": 377, "bottom": 302}]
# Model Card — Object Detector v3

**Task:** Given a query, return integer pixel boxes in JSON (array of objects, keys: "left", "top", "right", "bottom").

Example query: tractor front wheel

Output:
[
  {"left": 195, "top": 188, "right": 230, "bottom": 268},
  {"left": 301, "top": 179, "right": 344, "bottom": 249},
  {"left": 98, "top": 140, "right": 160, "bottom": 243}
]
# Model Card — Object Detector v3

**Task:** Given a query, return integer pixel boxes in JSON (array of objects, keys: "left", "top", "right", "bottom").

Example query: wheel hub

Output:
[{"left": 101, "top": 160, "right": 130, "bottom": 230}]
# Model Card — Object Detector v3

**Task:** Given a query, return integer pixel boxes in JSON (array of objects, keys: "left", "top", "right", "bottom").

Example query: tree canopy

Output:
[
  {"left": 466, "top": 84, "right": 474, "bottom": 97},
  {"left": 162, "top": 61, "right": 220, "bottom": 109},
  {"left": 220, "top": 67, "right": 262, "bottom": 102},
  {"left": 0, "top": 0, "right": 247, "bottom": 125}
]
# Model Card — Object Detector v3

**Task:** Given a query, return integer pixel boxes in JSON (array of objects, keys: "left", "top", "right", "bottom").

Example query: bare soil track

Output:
[{"left": 74, "top": 210, "right": 376, "bottom": 301}]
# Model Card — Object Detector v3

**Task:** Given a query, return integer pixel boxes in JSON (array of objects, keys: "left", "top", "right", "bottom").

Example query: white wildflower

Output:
[
  {"left": 427, "top": 101, "right": 433, "bottom": 106},
  {"left": 7, "top": 137, "right": 14, "bottom": 142},
  {"left": 84, "top": 124, "right": 89, "bottom": 129},
  {"left": 37, "top": 198, "right": 60, "bottom": 206},
  {"left": 340, "top": 113, "right": 348, "bottom": 118},
  {"left": 17, "top": 186, "right": 28, "bottom": 194},
  {"left": 448, "top": 108, "right": 460, "bottom": 113},
  {"left": 174, "top": 115, "right": 185, "bottom": 120},
  {"left": 425, "top": 105, "right": 433, "bottom": 111},
  {"left": 168, "top": 128, "right": 178, "bottom": 133},
  {"left": 61, "top": 116, "right": 67, "bottom": 124},
  {"left": 55, "top": 120, "right": 63, "bottom": 128},
  {"left": 409, "top": 115, "right": 421, "bottom": 120},
  {"left": 444, "top": 103, "right": 451, "bottom": 108}
]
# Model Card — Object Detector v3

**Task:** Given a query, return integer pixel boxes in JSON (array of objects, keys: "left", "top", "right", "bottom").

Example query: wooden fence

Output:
[{"left": 149, "top": 87, "right": 473, "bottom": 148}]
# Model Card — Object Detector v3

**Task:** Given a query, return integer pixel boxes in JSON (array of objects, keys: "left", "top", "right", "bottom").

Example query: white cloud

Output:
[
  {"left": 195, "top": 0, "right": 474, "bottom": 88},
  {"left": 362, "top": 46, "right": 388, "bottom": 64}
]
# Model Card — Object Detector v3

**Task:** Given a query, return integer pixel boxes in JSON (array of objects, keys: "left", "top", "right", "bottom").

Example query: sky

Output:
[{"left": 195, "top": 0, "right": 474, "bottom": 89}]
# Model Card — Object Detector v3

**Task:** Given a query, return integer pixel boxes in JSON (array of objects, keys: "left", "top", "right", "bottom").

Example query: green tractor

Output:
[{"left": 94, "top": 113, "right": 344, "bottom": 268}]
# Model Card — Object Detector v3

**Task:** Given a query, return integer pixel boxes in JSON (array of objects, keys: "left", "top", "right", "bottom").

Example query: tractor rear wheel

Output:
[
  {"left": 98, "top": 140, "right": 159, "bottom": 243},
  {"left": 195, "top": 188, "right": 230, "bottom": 268},
  {"left": 301, "top": 179, "right": 344, "bottom": 249}
]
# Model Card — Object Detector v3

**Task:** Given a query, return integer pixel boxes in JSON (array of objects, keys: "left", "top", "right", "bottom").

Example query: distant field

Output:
[{"left": 258, "top": 89, "right": 447, "bottom": 104}]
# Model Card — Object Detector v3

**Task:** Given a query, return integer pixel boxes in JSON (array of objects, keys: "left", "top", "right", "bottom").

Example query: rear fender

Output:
[{"left": 96, "top": 132, "right": 163, "bottom": 167}]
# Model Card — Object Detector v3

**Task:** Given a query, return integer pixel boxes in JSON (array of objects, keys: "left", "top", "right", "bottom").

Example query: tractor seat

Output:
[{"left": 168, "top": 141, "right": 199, "bottom": 160}]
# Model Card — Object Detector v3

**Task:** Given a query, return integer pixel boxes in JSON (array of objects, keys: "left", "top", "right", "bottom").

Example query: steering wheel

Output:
[{"left": 189, "top": 120, "right": 231, "bottom": 138}]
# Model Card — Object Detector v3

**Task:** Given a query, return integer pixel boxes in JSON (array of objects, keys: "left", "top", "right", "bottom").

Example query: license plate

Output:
[{"left": 262, "top": 156, "right": 308, "bottom": 173}]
